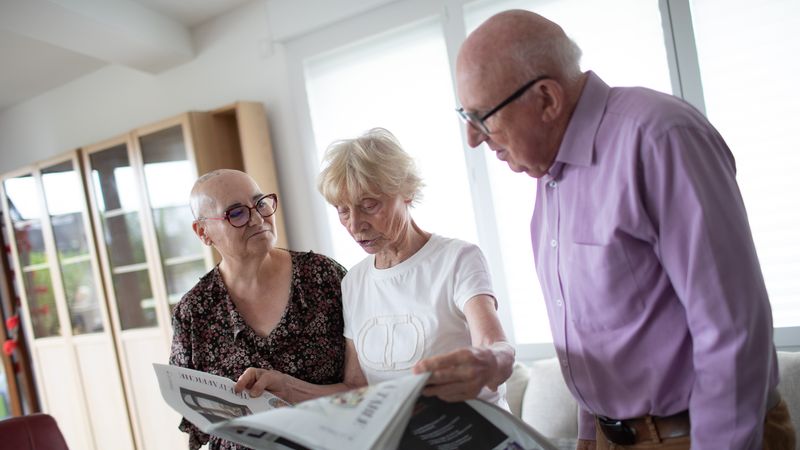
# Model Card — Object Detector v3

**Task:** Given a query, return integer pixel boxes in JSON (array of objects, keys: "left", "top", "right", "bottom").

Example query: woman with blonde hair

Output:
[{"left": 317, "top": 127, "right": 515, "bottom": 407}]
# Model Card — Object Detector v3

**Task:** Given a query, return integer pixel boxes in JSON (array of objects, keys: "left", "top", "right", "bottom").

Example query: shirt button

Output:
[
  {"left": 561, "top": 358, "right": 569, "bottom": 367},
  {"left": 550, "top": 239, "right": 558, "bottom": 248},
  {"left": 556, "top": 298, "right": 563, "bottom": 307},
  {"left": 548, "top": 181, "right": 557, "bottom": 188}
]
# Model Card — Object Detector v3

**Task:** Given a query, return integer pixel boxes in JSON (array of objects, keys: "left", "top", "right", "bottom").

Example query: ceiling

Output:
[{"left": 0, "top": 0, "right": 253, "bottom": 112}]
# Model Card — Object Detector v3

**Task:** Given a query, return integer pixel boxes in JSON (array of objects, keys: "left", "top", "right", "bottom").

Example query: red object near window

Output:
[
  {"left": 6, "top": 314, "right": 19, "bottom": 331},
  {"left": 3, "top": 339, "right": 17, "bottom": 356}
]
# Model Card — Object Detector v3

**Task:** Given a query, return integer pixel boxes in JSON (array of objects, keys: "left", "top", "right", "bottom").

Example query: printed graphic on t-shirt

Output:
[{"left": 357, "top": 314, "right": 425, "bottom": 371}]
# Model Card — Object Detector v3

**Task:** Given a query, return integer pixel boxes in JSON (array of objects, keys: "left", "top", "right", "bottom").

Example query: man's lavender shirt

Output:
[{"left": 531, "top": 71, "right": 778, "bottom": 449}]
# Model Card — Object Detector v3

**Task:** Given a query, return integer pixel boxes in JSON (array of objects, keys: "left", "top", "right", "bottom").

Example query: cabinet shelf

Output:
[
  {"left": 11, "top": 218, "right": 40, "bottom": 228},
  {"left": 60, "top": 254, "right": 91, "bottom": 265},
  {"left": 162, "top": 254, "right": 204, "bottom": 266},
  {"left": 21, "top": 262, "right": 49, "bottom": 272},
  {"left": 102, "top": 208, "right": 137, "bottom": 219},
  {"left": 111, "top": 263, "right": 149, "bottom": 275}
]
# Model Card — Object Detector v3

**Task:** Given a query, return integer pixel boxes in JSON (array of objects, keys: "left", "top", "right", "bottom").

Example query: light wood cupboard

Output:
[
  {"left": 1, "top": 102, "right": 285, "bottom": 449},
  {"left": 1, "top": 152, "right": 134, "bottom": 450}
]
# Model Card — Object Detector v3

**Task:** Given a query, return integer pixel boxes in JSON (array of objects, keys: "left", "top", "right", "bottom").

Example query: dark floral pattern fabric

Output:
[{"left": 169, "top": 250, "right": 347, "bottom": 450}]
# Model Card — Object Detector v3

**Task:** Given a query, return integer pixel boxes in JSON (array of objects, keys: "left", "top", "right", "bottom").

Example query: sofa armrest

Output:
[
  {"left": 521, "top": 357, "right": 579, "bottom": 439},
  {"left": 505, "top": 358, "right": 579, "bottom": 440},
  {"left": 506, "top": 362, "right": 532, "bottom": 418}
]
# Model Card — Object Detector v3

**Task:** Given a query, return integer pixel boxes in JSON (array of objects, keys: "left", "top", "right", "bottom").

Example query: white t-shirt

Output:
[{"left": 342, "top": 234, "right": 508, "bottom": 408}]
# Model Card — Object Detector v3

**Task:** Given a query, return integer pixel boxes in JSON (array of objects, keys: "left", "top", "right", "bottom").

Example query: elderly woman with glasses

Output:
[
  {"left": 169, "top": 169, "right": 365, "bottom": 450},
  {"left": 316, "top": 128, "right": 515, "bottom": 408}
]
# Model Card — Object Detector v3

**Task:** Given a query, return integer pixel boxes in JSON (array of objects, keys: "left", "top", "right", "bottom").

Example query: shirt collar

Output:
[{"left": 553, "top": 71, "right": 610, "bottom": 169}]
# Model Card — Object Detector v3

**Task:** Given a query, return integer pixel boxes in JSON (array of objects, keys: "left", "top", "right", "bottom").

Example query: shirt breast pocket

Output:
[{"left": 563, "top": 240, "right": 643, "bottom": 332}]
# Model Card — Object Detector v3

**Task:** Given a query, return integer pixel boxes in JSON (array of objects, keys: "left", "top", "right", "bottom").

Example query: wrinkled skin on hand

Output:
[{"left": 412, "top": 345, "right": 511, "bottom": 402}]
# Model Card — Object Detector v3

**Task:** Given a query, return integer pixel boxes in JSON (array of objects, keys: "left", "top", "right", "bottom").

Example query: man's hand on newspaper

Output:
[
  {"left": 412, "top": 345, "right": 506, "bottom": 402},
  {"left": 234, "top": 367, "right": 292, "bottom": 401}
]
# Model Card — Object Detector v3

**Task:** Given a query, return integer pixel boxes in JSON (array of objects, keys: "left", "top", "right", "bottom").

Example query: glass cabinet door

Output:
[
  {"left": 41, "top": 161, "right": 103, "bottom": 335},
  {"left": 87, "top": 145, "right": 156, "bottom": 330},
  {"left": 4, "top": 155, "right": 139, "bottom": 450},
  {"left": 3, "top": 174, "right": 59, "bottom": 338},
  {"left": 138, "top": 125, "right": 207, "bottom": 310}
]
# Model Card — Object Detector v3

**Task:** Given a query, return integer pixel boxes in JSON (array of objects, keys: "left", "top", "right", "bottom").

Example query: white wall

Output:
[{"left": 0, "top": 0, "right": 331, "bottom": 252}]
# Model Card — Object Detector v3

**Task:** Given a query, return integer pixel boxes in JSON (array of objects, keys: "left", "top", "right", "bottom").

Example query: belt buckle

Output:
[{"left": 598, "top": 416, "right": 637, "bottom": 445}]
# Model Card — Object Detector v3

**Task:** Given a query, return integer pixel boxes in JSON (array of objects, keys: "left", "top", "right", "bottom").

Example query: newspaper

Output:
[{"left": 154, "top": 363, "right": 558, "bottom": 450}]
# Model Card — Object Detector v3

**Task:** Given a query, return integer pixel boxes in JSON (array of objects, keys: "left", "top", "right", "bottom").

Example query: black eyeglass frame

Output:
[
  {"left": 456, "top": 75, "right": 550, "bottom": 135},
  {"left": 201, "top": 193, "right": 278, "bottom": 228}
]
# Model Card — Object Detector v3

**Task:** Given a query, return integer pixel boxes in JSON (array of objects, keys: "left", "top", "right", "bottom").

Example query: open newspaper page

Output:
[
  {"left": 154, "top": 363, "right": 425, "bottom": 450},
  {"left": 213, "top": 372, "right": 426, "bottom": 450},
  {"left": 155, "top": 363, "right": 558, "bottom": 450},
  {"left": 398, "top": 395, "right": 557, "bottom": 450},
  {"left": 154, "top": 364, "right": 290, "bottom": 430}
]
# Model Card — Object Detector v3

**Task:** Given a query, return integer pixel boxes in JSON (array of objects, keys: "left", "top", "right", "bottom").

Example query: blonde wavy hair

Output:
[{"left": 317, "top": 128, "right": 424, "bottom": 207}]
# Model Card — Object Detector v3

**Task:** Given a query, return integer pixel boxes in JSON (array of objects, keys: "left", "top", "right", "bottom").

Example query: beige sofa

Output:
[{"left": 506, "top": 351, "right": 800, "bottom": 449}]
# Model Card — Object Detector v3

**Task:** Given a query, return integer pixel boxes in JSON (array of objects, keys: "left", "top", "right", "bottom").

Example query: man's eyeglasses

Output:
[
  {"left": 456, "top": 75, "right": 550, "bottom": 135},
  {"left": 201, "top": 193, "right": 278, "bottom": 228}
]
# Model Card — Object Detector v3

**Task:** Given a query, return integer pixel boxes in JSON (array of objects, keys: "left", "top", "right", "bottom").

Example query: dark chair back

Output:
[{"left": 0, "top": 413, "right": 69, "bottom": 450}]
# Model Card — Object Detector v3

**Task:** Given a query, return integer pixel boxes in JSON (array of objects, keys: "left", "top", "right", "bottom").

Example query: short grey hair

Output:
[
  {"left": 509, "top": 30, "right": 583, "bottom": 83},
  {"left": 317, "top": 128, "right": 424, "bottom": 206}
]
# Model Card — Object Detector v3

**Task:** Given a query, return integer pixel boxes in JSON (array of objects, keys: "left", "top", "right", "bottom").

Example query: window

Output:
[
  {"left": 303, "top": 19, "right": 478, "bottom": 269},
  {"left": 288, "top": 0, "right": 800, "bottom": 354},
  {"left": 691, "top": 0, "right": 800, "bottom": 328}
]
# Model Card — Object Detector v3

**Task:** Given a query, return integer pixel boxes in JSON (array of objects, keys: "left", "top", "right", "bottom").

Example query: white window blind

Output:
[
  {"left": 691, "top": 0, "right": 800, "bottom": 327},
  {"left": 303, "top": 19, "right": 479, "bottom": 270}
]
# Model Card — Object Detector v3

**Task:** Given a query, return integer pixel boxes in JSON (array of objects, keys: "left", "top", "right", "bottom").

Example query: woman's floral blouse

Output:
[{"left": 169, "top": 250, "right": 347, "bottom": 450}]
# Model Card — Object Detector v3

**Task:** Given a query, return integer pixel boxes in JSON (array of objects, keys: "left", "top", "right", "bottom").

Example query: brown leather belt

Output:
[
  {"left": 597, "top": 410, "right": 690, "bottom": 445},
  {"left": 596, "top": 389, "right": 781, "bottom": 445}
]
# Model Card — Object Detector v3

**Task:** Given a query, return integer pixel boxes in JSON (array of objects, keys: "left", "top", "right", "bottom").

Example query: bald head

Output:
[
  {"left": 455, "top": 10, "right": 587, "bottom": 178},
  {"left": 457, "top": 9, "right": 582, "bottom": 90},
  {"left": 190, "top": 169, "right": 250, "bottom": 219}
]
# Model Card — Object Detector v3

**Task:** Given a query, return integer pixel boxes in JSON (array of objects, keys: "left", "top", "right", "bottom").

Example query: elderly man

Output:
[{"left": 454, "top": 9, "right": 795, "bottom": 450}]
